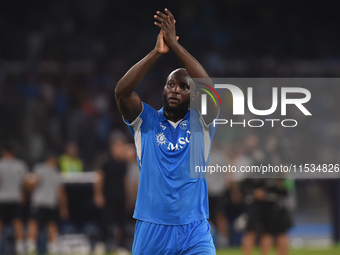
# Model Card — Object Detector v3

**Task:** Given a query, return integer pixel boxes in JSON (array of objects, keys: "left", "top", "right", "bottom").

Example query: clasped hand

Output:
[{"left": 154, "top": 8, "right": 179, "bottom": 54}]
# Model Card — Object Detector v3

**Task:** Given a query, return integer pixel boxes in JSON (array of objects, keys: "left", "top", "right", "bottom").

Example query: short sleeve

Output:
[
  {"left": 123, "top": 102, "right": 155, "bottom": 132},
  {"left": 197, "top": 107, "right": 220, "bottom": 127},
  {"left": 32, "top": 164, "right": 41, "bottom": 174},
  {"left": 57, "top": 172, "right": 63, "bottom": 185},
  {"left": 191, "top": 108, "right": 218, "bottom": 163},
  {"left": 123, "top": 102, "right": 156, "bottom": 166},
  {"left": 20, "top": 160, "right": 29, "bottom": 174}
]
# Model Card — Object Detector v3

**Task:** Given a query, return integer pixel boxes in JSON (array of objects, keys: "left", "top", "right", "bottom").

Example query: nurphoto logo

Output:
[{"left": 196, "top": 80, "right": 312, "bottom": 128}]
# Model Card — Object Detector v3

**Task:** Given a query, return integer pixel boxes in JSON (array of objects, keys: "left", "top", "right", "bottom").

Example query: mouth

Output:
[{"left": 168, "top": 96, "right": 179, "bottom": 103}]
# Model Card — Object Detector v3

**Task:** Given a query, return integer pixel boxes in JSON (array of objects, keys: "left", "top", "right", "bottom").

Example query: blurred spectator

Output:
[
  {"left": 229, "top": 135, "right": 294, "bottom": 254},
  {"left": 241, "top": 179, "right": 293, "bottom": 255},
  {"left": 26, "top": 153, "right": 69, "bottom": 254},
  {"left": 0, "top": 143, "right": 29, "bottom": 254},
  {"left": 93, "top": 132, "right": 129, "bottom": 255},
  {"left": 59, "top": 142, "right": 83, "bottom": 173}
]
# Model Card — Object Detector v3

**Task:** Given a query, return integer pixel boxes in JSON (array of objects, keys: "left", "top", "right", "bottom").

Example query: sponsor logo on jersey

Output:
[
  {"left": 156, "top": 128, "right": 191, "bottom": 151},
  {"left": 166, "top": 131, "right": 191, "bottom": 151}
]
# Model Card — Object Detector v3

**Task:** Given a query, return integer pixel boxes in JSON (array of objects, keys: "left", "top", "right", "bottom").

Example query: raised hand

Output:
[
  {"left": 154, "top": 8, "right": 178, "bottom": 50},
  {"left": 155, "top": 30, "right": 171, "bottom": 54}
]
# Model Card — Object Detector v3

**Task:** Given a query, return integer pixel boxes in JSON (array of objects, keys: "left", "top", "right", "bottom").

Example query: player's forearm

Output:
[
  {"left": 24, "top": 174, "right": 39, "bottom": 193},
  {"left": 93, "top": 181, "right": 103, "bottom": 196},
  {"left": 169, "top": 42, "right": 209, "bottom": 78},
  {"left": 115, "top": 49, "right": 163, "bottom": 98},
  {"left": 93, "top": 179, "right": 104, "bottom": 197},
  {"left": 58, "top": 187, "right": 68, "bottom": 210},
  {"left": 59, "top": 197, "right": 68, "bottom": 210},
  {"left": 93, "top": 170, "right": 104, "bottom": 195}
]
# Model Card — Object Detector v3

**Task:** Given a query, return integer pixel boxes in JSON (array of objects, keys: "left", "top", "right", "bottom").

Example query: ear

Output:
[
  {"left": 191, "top": 91, "right": 197, "bottom": 101},
  {"left": 190, "top": 91, "right": 200, "bottom": 109}
]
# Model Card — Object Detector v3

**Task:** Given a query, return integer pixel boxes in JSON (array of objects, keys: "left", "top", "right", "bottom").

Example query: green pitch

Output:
[
  {"left": 113, "top": 246, "right": 340, "bottom": 254},
  {"left": 216, "top": 246, "right": 340, "bottom": 255}
]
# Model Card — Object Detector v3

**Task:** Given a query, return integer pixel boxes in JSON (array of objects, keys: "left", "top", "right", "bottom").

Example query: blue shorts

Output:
[{"left": 132, "top": 219, "right": 216, "bottom": 255}]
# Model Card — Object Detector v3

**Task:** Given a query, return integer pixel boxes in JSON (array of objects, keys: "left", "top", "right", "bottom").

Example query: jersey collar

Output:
[{"left": 158, "top": 107, "right": 190, "bottom": 123}]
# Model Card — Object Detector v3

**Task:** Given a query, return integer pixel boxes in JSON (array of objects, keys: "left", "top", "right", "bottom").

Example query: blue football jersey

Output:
[{"left": 125, "top": 102, "right": 216, "bottom": 225}]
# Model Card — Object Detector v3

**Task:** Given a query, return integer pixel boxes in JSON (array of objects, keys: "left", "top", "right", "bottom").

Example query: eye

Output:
[
  {"left": 167, "top": 83, "right": 174, "bottom": 87},
  {"left": 181, "top": 83, "right": 189, "bottom": 90}
]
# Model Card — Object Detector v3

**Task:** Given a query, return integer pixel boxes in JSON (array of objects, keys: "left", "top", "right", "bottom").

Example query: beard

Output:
[{"left": 162, "top": 94, "right": 190, "bottom": 117}]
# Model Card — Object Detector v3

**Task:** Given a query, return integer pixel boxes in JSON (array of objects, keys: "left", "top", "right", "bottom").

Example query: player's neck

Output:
[{"left": 163, "top": 110, "right": 186, "bottom": 123}]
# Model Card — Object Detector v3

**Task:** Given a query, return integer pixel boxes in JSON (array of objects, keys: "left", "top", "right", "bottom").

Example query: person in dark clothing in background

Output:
[
  {"left": 93, "top": 132, "right": 129, "bottom": 255},
  {"left": 241, "top": 178, "right": 293, "bottom": 255}
]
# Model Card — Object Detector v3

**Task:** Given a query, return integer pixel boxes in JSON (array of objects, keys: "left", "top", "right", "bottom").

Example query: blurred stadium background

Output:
[{"left": 1, "top": 0, "right": 340, "bottom": 254}]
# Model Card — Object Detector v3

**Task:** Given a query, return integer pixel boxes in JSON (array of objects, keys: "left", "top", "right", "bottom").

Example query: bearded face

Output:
[{"left": 162, "top": 68, "right": 191, "bottom": 117}]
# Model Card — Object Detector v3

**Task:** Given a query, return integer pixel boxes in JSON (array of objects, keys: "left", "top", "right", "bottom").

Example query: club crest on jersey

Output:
[
  {"left": 159, "top": 122, "right": 166, "bottom": 130},
  {"left": 179, "top": 120, "right": 188, "bottom": 130},
  {"left": 156, "top": 133, "right": 167, "bottom": 146}
]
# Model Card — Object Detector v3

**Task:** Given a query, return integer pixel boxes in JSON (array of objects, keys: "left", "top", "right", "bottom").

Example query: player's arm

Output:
[
  {"left": 228, "top": 180, "right": 243, "bottom": 204},
  {"left": 154, "top": 9, "right": 207, "bottom": 80},
  {"left": 115, "top": 27, "right": 177, "bottom": 123},
  {"left": 154, "top": 9, "right": 219, "bottom": 123},
  {"left": 93, "top": 169, "right": 105, "bottom": 208},
  {"left": 24, "top": 173, "right": 40, "bottom": 193},
  {"left": 58, "top": 185, "right": 69, "bottom": 220}
]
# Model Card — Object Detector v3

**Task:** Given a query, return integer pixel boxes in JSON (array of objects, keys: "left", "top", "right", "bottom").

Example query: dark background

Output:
[
  {"left": 1, "top": 0, "right": 340, "bottom": 167},
  {"left": 1, "top": 0, "right": 340, "bottom": 249}
]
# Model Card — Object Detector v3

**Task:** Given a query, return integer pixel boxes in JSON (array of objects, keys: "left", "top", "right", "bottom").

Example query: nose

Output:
[{"left": 171, "top": 84, "right": 180, "bottom": 94}]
